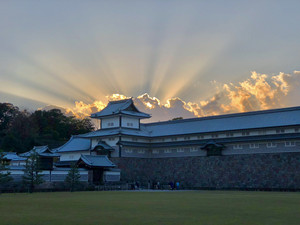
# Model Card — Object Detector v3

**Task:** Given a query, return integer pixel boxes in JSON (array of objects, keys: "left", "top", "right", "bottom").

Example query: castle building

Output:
[{"left": 54, "top": 98, "right": 300, "bottom": 189}]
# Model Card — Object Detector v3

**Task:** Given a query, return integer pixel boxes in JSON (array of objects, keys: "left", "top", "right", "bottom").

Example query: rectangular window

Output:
[
  {"left": 152, "top": 150, "right": 159, "bottom": 154},
  {"left": 164, "top": 149, "right": 172, "bottom": 153},
  {"left": 184, "top": 136, "right": 190, "bottom": 140},
  {"left": 137, "top": 149, "right": 145, "bottom": 154},
  {"left": 285, "top": 141, "right": 296, "bottom": 147},
  {"left": 127, "top": 122, "right": 133, "bottom": 127},
  {"left": 177, "top": 148, "right": 184, "bottom": 152},
  {"left": 198, "top": 135, "right": 204, "bottom": 139},
  {"left": 276, "top": 129, "right": 285, "bottom": 134},
  {"left": 107, "top": 122, "right": 114, "bottom": 127},
  {"left": 242, "top": 131, "right": 250, "bottom": 136},
  {"left": 226, "top": 133, "right": 233, "bottom": 137},
  {"left": 233, "top": 144, "right": 243, "bottom": 149},
  {"left": 267, "top": 142, "right": 277, "bottom": 148},
  {"left": 132, "top": 138, "right": 138, "bottom": 142},
  {"left": 295, "top": 128, "right": 299, "bottom": 133},
  {"left": 125, "top": 149, "right": 133, "bottom": 153},
  {"left": 190, "top": 147, "right": 198, "bottom": 152},
  {"left": 249, "top": 143, "right": 259, "bottom": 149},
  {"left": 171, "top": 137, "right": 177, "bottom": 141},
  {"left": 108, "top": 137, "right": 115, "bottom": 141},
  {"left": 212, "top": 134, "right": 219, "bottom": 138}
]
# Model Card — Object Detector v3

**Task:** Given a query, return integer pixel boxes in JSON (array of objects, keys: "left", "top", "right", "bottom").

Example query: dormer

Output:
[{"left": 91, "top": 98, "right": 151, "bottom": 130}]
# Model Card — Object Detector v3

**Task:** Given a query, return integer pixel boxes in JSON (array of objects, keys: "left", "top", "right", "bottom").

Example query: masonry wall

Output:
[{"left": 111, "top": 152, "right": 300, "bottom": 190}]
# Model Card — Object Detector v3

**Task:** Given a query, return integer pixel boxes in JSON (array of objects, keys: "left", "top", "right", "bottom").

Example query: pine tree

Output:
[
  {"left": 65, "top": 163, "right": 81, "bottom": 192},
  {"left": 0, "top": 152, "right": 12, "bottom": 192},
  {"left": 22, "top": 150, "right": 44, "bottom": 193}
]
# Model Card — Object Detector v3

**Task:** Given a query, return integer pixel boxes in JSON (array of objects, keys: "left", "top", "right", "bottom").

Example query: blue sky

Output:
[{"left": 1, "top": 1, "right": 300, "bottom": 120}]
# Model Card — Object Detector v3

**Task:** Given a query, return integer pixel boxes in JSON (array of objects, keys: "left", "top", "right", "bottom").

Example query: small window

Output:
[
  {"left": 152, "top": 150, "right": 159, "bottom": 154},
  {"left": 164, "top": 149, "right": 172, "bottom": 153},
  {"left": 212, "top": 134, "right": 219, "bottom": 138},
  {"left": 107, "top": 122, "right": 114, "bottom": 127},
  {"left": 276, "top": 129, "right": 285, "bottom": 134},
  {"left": 285, "top": 141, "right": 296, "bottom": 147},
  {"left": 190, "top": 147, "right": 198, "bottom": 152},
  {"left": 127, "top": 122, "right": 133, "bottom": 127},
  {"left": 295, "top": 128, "right": 299, "bottom": 133},
  {"left": 132, "top": 138, "right": 138, "bottom": 142},
  {"left": 242, "top": 131, "right": 250, "bottom": 136},
  {"left": 267, "top": 142, "right": 277, "bottom": 148},
  {"left": 177, "top": 148, "right": 184, "bottom": 153},
  {"left": 226, "top": 133, "right": 233, "bottom": 137},
  {"left": 125, "top": 149, "right": 133, "bottom": 153},
  {"left": 249, "top": 143, "right": 259, "bottom": 149},
  {"left": 108, "top": 137, "right": 115, "bottom": 141},
  {"left": 137, "top": 149, "right": 145, "bottom": 154},
  {"left": 198, "top": 135, "right": 204, "bottom": 139},
  {"left": 171, "top": 137, "right": 177, "bottom": 141},
  {"left": 233, "top": 144, "right": 243, "bottom": 149},
  {"left": 184, "top": 136, "right": 190, "bottom": 140}
]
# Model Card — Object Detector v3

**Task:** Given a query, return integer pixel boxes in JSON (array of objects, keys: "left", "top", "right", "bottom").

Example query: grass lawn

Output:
[{"left": 0, "top": 190, "right": 299, "bottom": 225}]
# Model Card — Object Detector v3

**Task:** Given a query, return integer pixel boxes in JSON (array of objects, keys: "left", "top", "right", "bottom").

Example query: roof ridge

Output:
[{"left": 144, "top": 106, "right": 300, "bottom": 126}]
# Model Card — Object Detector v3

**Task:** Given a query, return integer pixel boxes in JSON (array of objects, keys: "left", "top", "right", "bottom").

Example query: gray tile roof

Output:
[
  {"left": 84, "top": 106, "right": 300, "bottom": 138},
  {"left": 2, "top": 152, "right": 27, "bottom": 161},
  {"left": 91, "top": 98, "right": 150, "bottom": 119},
  {"left": 54, "top": 136, "right": 91, "bottom": 153},
  {"left": 79, "top": 155, "right": 116, "bottom": 168},
  {"left": 20, "top": 146, "right": 60, "bottom": 157}
]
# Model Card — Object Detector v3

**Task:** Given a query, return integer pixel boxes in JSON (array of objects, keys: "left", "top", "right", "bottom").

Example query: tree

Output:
[
  {"left": 171, "top": 117, "right": 183, "bottom": 121},
  {"left": 22, "top": 150, "right": 44, "bottom": 193},
  {"left": 0, "top": 152, "right": 12, "bottom": 191},
  {"left": 65, "top": 163, "right": 81, "bottom": 192}
]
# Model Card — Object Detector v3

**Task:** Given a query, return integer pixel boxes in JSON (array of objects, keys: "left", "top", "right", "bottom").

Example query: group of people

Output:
[{"left": 168, "top": 181, "right": 180, "bottom": 190}]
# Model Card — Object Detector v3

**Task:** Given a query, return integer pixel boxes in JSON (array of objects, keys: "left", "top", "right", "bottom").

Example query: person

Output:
[
  {"left": 176, "top": 181, "right": 180, "bottom": 190},
  {"left": 157, "top": 181, "right": 160, "bottom": 189}
]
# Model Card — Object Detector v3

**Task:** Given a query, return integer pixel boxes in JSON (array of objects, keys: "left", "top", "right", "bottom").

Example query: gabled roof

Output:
[
  {"left": 144, "top": 106, "right": 300, "bottom": 137},
  {"left": 54, "top": 136, "right": 91, "bottom": 153},
  {"left": 79, "top": 155, "right": 116, "bottom": 168},
  {"left": 93, "top": 141, "right": 114, "bottom": 151},
  {"left": 91, "top": 98, "right": 151, "bottom": 119},
  {"left": 20, "top": 146, "right": 60, "bottom": 157},
  {"left": 2, "top": 152, "right": 27, "bottom": 161}
]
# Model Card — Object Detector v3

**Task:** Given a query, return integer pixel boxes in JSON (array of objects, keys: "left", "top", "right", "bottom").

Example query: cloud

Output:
[{"left": 40, "top": 70, "right": 300, "bottom": 123}]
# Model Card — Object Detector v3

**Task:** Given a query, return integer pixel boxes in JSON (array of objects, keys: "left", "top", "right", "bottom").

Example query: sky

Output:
[{"left": 1, "top": 1, "right": 300, "bottom": 122}]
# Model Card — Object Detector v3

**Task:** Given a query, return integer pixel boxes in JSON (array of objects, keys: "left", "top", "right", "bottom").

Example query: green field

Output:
[{"left": 0, "top": 191, "right": 300, "bottom": 225}]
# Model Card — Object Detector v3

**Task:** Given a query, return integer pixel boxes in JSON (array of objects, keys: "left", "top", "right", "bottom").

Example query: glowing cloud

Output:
[{"left": 40, "top": 71, "right": 300, "bottom": 123}]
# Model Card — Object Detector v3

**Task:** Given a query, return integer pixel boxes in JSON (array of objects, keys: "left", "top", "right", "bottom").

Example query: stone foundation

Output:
[{"left": 111, "top": 152, "right": 300, "bottom": 190}]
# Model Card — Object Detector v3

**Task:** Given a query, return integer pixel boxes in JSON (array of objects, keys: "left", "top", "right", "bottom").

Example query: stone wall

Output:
[{"left": 111, "top": 152, "right": 300, "bottom": 190}]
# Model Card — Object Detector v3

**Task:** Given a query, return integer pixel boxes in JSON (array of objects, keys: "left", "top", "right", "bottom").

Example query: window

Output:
[
  {"left": 285, "top": 141, "right": 296, "bottom": 147},
  {"left": 152, "top": 150, "right": 159, "bottom": 154},
  {"left": 295, "top": 128, "right": 299, "bottom": 133},
  {"left": 125, "top": 149, "right": 133, "bottom": 153},
  {"left": 127, "top": 122, "right": 133, "bottom": 127},
  {"left": 276, "top": 129, "right": 285, "bottom": 134},
  {"left": 138, "top": 149, "right": 145, "bottom": 154},
  {"left": 212, "top": 134, "right": 219, "bottom": 138},
  {"left": 171, "top": 137, "right": 177, "bottom": 141},
  {"left": 226, "top": 133, "right": 233, "bottom": 137},
  {"left": 249, "top": 143, "right": 259, "bottom": 149},
  {"left": 242, "top": 131, "right": 250, "bottom": 136},
  {"left": 164, "top": 149, "right": 172, "bottom": 153},
  {"left": 184, "top": 136, "right": 190, "bottom": 140},
  {"left": 132, "top": 138, "right": 138, "bottom": 142},
  {"left": 108, "top": 137, "right": 115, "bottom": 141},
  {"left": 267, "top": 142, "right": 277, "bottom": 148},
  {"left": 177, "top": 148, "right": 184, "bottom": 153},
  {"left": 198, "top": 135, "right": 204, "bottom": 139},
  {"left": 107, "top": 122, "right": 114, "bottom": 127},
  {"left": 233, "top": 144, "right": 243, "bottom": 149},
  {"left": 190, "top": 147, "right": 198, "bottom": 152}
]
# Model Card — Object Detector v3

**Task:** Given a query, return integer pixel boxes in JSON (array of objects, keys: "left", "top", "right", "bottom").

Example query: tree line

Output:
[{"left": 0, "top": 103, "right": 94, "bottom": 153}]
